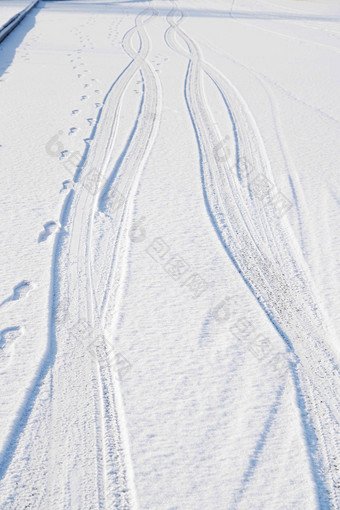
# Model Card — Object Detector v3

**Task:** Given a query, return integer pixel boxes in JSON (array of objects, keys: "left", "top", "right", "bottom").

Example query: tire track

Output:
[
  {"left": 0, "top": 6, "right": 159, "bottom": 509},
  {"left": 95, "top": 10, "right": 161, "bottom": 329},
  {"left": 165, "top": 4, "right": 340, "bottom": 507},
  {"left": 47, "top": 8, "right": 160, "bottom": 508}
]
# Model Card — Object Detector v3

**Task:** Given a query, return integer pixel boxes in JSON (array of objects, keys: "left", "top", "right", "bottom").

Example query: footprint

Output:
[
  {"left": 87, "top": 118, "right": 93, "bottom": 126},
  {"left": 13, "top": 281, "right": 32, "bottom": 301},
  {"left": 95, "top": 103, "right": 102, "bottom": 109},
  {"left": 80, "top": 95, "right": 87, "bottom": 101},
  {"left": 38, "top": 221, "right": 59, "bottom": 243},
  {"left": 71, "top": 109, "right": 79, "bottom": 116},
  {"left": 94, "top": 90, "right": 100, "bottom": 94},
  {"left": 59, "top": 150, "right": 69, "bottom": 160},
  {"left": 68, "top": 127, "right": 77, "bottom": 136},
  {"left": 0, "top": 326, "right": 23, "bottom": 348},
  {"left": 0, "top": 281, "right": 33, "bottom": 308},
  {"left": 60, "top": 180, "right": 73, "bottom": 193},
  {"left": 0, "top": 326, "right": 24, "bottom": 371}
]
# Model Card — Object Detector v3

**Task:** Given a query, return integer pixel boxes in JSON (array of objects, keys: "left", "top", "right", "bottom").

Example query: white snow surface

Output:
[
  {"left": 0, "top": 0, "right": 340, "bottom": 508},
  {"left": 0, "top": 1, "right": 34, "bottom": 27}
]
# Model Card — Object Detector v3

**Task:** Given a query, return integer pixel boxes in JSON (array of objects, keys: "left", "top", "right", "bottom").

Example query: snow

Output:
[
  {"left": 0, "top": 0, "right": 339, "bottom": 508},
  {"left": 0, "top": 1, "right": 34, "bottom": 28}
]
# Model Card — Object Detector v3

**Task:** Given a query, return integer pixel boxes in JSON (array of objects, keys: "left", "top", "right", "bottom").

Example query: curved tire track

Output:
[{"left": 165, "top": 4, "right": 340, "bottom": 507}]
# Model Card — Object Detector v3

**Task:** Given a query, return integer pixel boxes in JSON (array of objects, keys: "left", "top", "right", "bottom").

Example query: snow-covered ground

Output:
[
  {"left": 0, "top": 0, "right": 340, "bottom": 508},
  {"left": 0, "top": 0, "right": 34, "bottom": 27}
]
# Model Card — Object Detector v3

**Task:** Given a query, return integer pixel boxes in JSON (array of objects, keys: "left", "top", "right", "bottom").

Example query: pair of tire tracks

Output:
[
  {"left": 165, "top": 3, "right": 339, "bottom": 507},
  {"left": 50, "top": 7, "right": 161, "bottom": 509}
]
